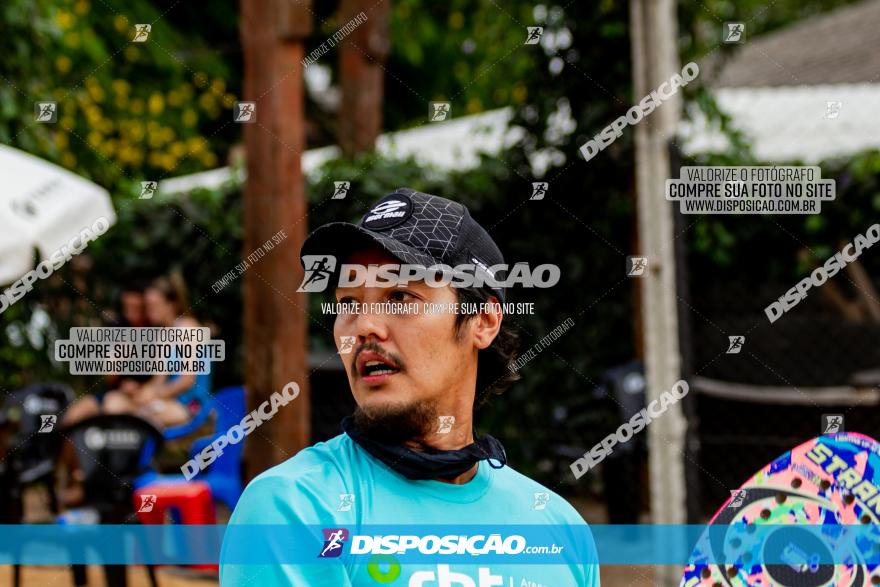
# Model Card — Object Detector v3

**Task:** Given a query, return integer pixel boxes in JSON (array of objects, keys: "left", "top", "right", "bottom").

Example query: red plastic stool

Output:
[{"left": 134, "top": 481, "right": 217, "bottom": 572}]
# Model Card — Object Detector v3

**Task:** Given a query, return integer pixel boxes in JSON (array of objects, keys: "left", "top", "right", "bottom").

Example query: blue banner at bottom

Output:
[{"left": 1, "top": 524, "right": 879, "bottom": 566}]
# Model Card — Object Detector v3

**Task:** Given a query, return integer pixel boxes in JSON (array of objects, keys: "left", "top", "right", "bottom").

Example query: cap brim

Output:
[{"left": 300, "top": 222, "right": 438, "bottom": 269}]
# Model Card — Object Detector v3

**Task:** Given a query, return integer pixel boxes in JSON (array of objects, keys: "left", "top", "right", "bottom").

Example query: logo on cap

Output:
[{"left": 362, "top": 195, "right": 413, "bottom": 230}]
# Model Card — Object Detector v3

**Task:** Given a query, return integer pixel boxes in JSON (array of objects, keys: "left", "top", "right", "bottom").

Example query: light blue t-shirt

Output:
[{"left": 220, "top": 433, "right": 600, "bottom": 586}]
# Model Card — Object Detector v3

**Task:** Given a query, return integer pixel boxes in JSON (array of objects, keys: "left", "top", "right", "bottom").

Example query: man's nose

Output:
[{"left": 352, "top": 305, "right": 389, "bottom": 342}]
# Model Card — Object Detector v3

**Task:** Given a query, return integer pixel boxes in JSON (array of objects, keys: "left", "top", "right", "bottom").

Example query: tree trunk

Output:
[{"left": 240, "top": 0, "right": 313, "bottom": 481}]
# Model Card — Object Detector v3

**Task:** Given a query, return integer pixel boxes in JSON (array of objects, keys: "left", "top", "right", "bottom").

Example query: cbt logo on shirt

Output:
[
  {"left": 319, "top": 528, "right": 349, "bottom": 558},
  {"left": 410, "top": 564, "right": 502, "bottom": 587}
]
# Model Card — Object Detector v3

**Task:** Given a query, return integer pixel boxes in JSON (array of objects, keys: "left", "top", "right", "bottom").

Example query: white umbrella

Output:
[{"left": 0, "top": 145, "right": 116, "bottom": 285}]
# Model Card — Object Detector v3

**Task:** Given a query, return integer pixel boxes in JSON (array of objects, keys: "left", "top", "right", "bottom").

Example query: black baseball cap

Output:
[{"left": 300, "top": 187, "right": 506, "bottom": 301}]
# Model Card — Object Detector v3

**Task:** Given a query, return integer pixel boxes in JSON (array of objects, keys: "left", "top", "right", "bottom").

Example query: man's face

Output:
[
  {"left": 144, "top": 288, "right": 174, "bottom": 326},
  {"left": 121, "top": 291, "right": 146, "bottom": 327},
  {"left": 333, "top": 248, "right": 491, "bottom": 433}
]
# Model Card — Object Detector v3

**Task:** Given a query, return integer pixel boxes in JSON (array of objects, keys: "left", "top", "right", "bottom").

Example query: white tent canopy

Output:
[
  {"left": 0, "top": 145, "right": 116, "bottom": 285},
  {"left": 159, "top": 108, "right": 536, "bottom": 197},
  {"left": 679, "top": 83, "right": 880, "bottom": 163}
]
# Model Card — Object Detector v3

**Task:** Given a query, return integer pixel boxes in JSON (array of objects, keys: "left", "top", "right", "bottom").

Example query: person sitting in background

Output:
[
  {"left": 62, "top": 279, "right": 151, "bottom": 426},
  {"left": 104, "top": 273, "right": 212, "bottom": 429},
  {"left": 60, "top": 279, "right": 154, "bottom": 506}
]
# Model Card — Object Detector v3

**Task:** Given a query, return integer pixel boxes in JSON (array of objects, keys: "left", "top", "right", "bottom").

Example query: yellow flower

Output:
[
  {"left": 56, "top": 10, "right": 75, "bottom": 30},
  {"left": 124, "top": 46, "right": 140, "bottom": 63},
  {"left": 170, "top": 142, "right": 186, "bottom": 157},
  {"left": 103, "top": 139, "right": 117, "bottom": 157},
  {"left": 85, "top": 106, "right": 103, "bottom": 125},
  {"left": 193, "top": 72, "right": 208, "bottom": 88},
  {"left": 222, "top": 93, "right": 237, "bottom": 108},
  {"left": 87, "top": 84, "right": 105, "bottom": 103},
  {"left": 148, "top": 131, "right": 164, "bottom": 149},
  {"left": 200, "top": 152, "right": 218, "bottom": 167},
  {"left": 113, "top": 15, "right": 129, "bottom": 32},
  {"left": 449, "top": 12, "right": 464, "bottom": 29},
  {"left": 162, "top": 155, "right": 178, "bottom": 171},
  {"left": 54, "top": 133, "right": 69, "bottom": 149},
  {"left": 512, "top": 84, "right": 528, "bottom": 103},
  {"left": 128, "top": 122, "right": 145, "bottom": 141},
  {"left": 148, "top": 93, "right": 164, "bottom": 115},
  {"left": 114, "top": 96, "right": 129, "bottom": 109},
  {"left": 55, "top": 56, "right": 72, "bottom": 74},
  {"left": 64, "top": 32, "right": 81, "bottom": 48},
  {"left": 161, "top": 127, "right": 176, "bottom": 143},
  {"left": 62, "top": 152, "right": 77, "bottom": 168},
  {"left": 99, "top": 118, "right": 114, "bottom": 134},
  {"left": 87, "top": 131, "right": 103, "bottom": 148},
  {"left": 187, "top": 136, "right": 206, "bottom": 154},
  {"left": 130, "top": 98, "right": 144, "bottom": 114},
  {"left": 182, "top": 109, "right": 198, "bottom": 127},
  {"left": 466, "top": 98, "right": 482, "bottom": 113},
  {"left": 167, "top": 90, "right": 182, "bottom": 107},
  {"left": 198, "top": 92, "right": 215, "bottom": 110},
  {"left": 74, "top": 0, "right": 90, "bottom": 15},
  {"left": 128, "top": 150, "right": 144, "bottom": 166},
  {"left": 148, "top": 152, "right": 164, "bottom": 167},
  {"left": 211, "top": 78, "right": 226, "bottom": 95},
  {"left": 111, "top": 79, "right": 130, "bottom": 95}
]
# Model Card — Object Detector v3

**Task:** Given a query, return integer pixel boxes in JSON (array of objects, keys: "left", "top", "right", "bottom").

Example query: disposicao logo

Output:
[{"left": 319, "top": 528, "right": 349, "bottom": 558}]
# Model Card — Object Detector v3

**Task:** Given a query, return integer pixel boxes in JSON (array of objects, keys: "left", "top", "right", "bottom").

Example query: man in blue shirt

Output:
[{"left": 221, "top": 188, "right": 600, "bottom": 586}]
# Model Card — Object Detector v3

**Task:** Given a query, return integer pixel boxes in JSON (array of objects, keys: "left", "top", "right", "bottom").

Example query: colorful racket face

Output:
[{"left": 681, "top": 432, "right": 880, "bottom": 587}]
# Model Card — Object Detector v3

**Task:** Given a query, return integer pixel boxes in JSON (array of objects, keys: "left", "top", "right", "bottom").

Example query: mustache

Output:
[{"left": 351, "top": 341, "right": 406, "bottom": 376}]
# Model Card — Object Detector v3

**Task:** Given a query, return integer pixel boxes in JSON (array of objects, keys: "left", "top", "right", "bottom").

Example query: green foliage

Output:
[
  {"left": 684, "top": 147, "right": 880, "bottom": 281},
  {"left": 0, "top": 0, "right": 236, "bottom": 189},
  {"left": 0, "top": 0, "right": 241, "bottom": 399}
]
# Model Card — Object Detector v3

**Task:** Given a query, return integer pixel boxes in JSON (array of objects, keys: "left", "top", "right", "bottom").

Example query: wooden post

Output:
[
  {"left": 240, "top": 0, "right": 313, "bottom": 481},
  {"left": 338, "top": 0, "right": 390, "bottom": 156},
  {"left": 630, "top": 0, "right": 687, "bottom": 582}
]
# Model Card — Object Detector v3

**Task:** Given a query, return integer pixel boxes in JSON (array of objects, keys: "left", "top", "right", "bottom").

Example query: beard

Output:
[{"left": 350, "top": 398, "right": 438, "bottom": 445}]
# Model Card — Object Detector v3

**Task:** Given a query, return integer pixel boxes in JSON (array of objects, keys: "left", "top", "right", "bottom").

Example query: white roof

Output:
[
  {"left": 160, "top": 108, "right": 525, "bottom": 196},
  {"left": 679, "top": 83, "right": 880, "bottom": 163}
]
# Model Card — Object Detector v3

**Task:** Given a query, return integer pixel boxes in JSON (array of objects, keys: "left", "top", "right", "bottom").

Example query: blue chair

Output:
[
  {"left": 190, "top": 386, "right": 245, "bottom": 510},
  {"left": 163, "top": 373, "right": 214, "bottom": 441},
  {"left": 137, "top": 386, "right": 245, "bottom": 511}
]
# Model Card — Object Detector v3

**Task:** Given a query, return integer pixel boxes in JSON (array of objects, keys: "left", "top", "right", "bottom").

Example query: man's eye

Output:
[{"left": 389, "top": 290, "right": 412, "bottom": 302}]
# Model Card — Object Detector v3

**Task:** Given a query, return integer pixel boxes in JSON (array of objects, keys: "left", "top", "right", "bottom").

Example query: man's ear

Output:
[{"left": 473, "top": 296, "right": 502, "bottom": 350}]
